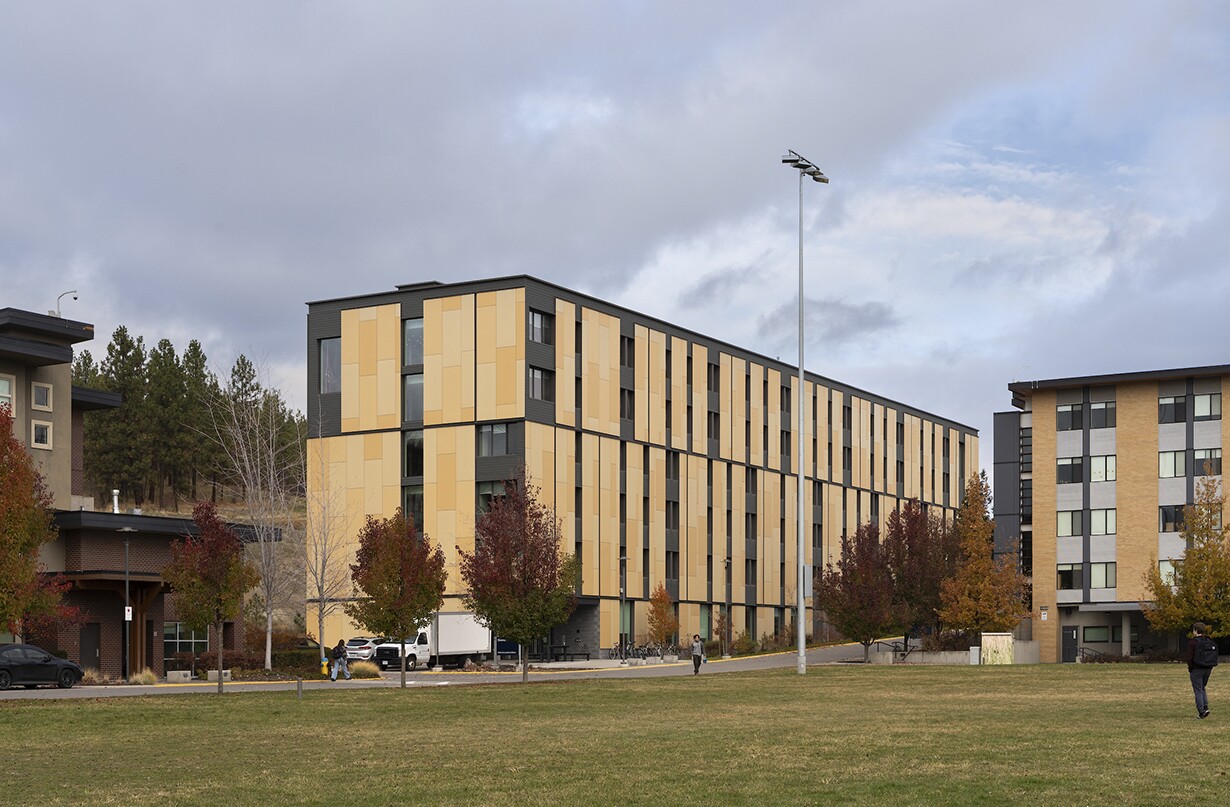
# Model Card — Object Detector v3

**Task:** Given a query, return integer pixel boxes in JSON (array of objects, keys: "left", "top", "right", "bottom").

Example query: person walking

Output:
[
  {"left": 1187, "top": 621, "right": 1218, "bottom": 719},
  {"left": 691, "top": 634, "right": 705, "bottom": 675},
  {"left": 331, "top": 639, "right": 352, "bottom": 681}
]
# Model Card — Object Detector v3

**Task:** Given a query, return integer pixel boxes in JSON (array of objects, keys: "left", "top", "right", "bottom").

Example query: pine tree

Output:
[
  {"left": 95, "top": 327, "right": 152, "bottom": 506},
  {"left": 146, "top": 339, "right": 189, "bottom": 510}
]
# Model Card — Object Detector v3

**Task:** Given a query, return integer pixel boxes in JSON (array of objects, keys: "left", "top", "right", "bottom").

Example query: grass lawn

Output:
[{"left": 6, "top": 663, "right": 1227, "bottom": 806}]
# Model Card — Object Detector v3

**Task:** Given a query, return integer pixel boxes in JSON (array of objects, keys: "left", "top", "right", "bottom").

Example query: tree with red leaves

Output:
[
  {"left": 646, "top": 582, "right": 679, "bottom": 655},
  {"left": 163, "top": 501, "right": 260, "bottom": 693},
  {"left": 883, "top": 499, "right": 960, "bottom": 648},
  {"left": 817, "top": 522, "right": 909, "bottom": 662},
  {"left": 343, "top": 508, "right": 446, "bottom": 689},
  {"left": 459, "top": 470, "right": 578, "bottom": 683},
  {"left": 0, "top": 405, "right": 74, "bottom": 639}
]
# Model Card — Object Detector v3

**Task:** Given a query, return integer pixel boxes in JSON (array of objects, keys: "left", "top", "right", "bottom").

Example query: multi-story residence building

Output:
[
  {"left": 306, "top": 276, "right": 978, "bottom": 657},
  {"left": 994, "top": 366, "right": 1227, "bottom": 663},
  {"left": 2, "top": 306, "right": 245, "bottom": 678}
]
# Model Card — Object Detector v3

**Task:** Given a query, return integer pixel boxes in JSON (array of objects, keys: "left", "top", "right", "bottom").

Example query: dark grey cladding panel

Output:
[
  {"left": 620, "top": 366, "right": 634, "bottom": 388},
  {"left": 476, "top": 455, "right": 520, "bottom": 483},
  {"left": 993, "top": 411, "right": 1022, "bottom": 463},
  {"left": 525, "top": 341, "right": 554, "bottom": 369},
  {"left": 524, "top": 284, "right": 558, "bottom": 316},
  {"left": 400, "top": 298, "right": 424, "bottom": 319},
  {"left": 993, "top": 515, "right": 1021, "bottom": 558},
  {"left": 993, "top": 462, "right": 1020, "bottom": 516},
  {"left": 306, "top": 309, "right": 342, "bottom": 436},
  {"left": 666, "top": 531, "right": 680, "bottom": 552},
  {"left": 525, "top": 397, "right": 555, "bottom": 426}
]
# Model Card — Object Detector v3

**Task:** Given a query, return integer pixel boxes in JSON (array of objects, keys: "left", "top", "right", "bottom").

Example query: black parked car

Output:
[{"left": 0, "top": 643, "right": 83, "bottom": 690}]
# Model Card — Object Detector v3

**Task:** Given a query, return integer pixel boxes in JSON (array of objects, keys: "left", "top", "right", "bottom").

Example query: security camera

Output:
[{"left": 72, "top": 294, "right": 78, "bottom": 301}]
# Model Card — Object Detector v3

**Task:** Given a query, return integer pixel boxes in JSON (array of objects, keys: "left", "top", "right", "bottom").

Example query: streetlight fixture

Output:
[
  {"left": 782, "top": 149, "right": 828, "bottom": 676},
  {"left": 118, "top": 526, "right": 137, "bottom": 683}
]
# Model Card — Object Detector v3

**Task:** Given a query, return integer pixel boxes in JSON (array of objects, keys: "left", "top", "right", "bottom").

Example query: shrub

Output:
[
  {"left": 920, "top": 631, "right": 977, "bottom": 652},
  {"left": 129, "top": 668, "right": 159, "bottom": 685},
  {"left": 198, "top": 650, "right": 263, "bottom": 670},
  {"left": 349, "top": 660, "right": 382, "bottom": 679},
  {"left": 731, "top": 631, "right": 758, "bottom": 656},
  {"left": 273, "top": 649, "right": 328, "bottom": 676},
  {"left": 80, "top": 667, "right": 107, "bottom": 686}
]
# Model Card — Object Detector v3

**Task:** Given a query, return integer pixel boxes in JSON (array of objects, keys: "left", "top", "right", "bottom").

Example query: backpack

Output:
[{"left": 1194, "top": 636, "right": 1220, "bottom": 668}]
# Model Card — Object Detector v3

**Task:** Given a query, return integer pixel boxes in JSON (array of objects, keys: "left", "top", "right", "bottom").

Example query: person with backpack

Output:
[
  {"left": 331, "top": 639, "right": 351, "bottom": 681},
  {"left": 1186, "top": 622, "right": 1218, "bottom": 719}
]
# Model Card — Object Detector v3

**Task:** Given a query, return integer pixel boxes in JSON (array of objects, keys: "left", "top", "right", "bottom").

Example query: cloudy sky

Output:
[{"left": 3, "top": 2, "right": 1227, "bottom": 473}]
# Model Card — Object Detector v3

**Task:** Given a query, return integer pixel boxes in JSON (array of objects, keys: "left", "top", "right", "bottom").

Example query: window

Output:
[
  {"left": 403, "top": 318, "right": 424, "bottom": 366},
  {"left": 477, "top": 423, "right": 508, "bottom": 457},
  {"left": 477, "top": 481, "right": 505, "bottom": 513},
  {"left": 1090, "top": 509, "right": 1117, "bottom": 536},
  {"left": 665, "top": 501, "right": 680, "bottom": 531},
  {"left": 666, "top": 451, "right": 680, "bottom": 482},
  {"left": 1089, "top": 455, "right": 1116, "bottom": 483},
  {"left": 164, "top": 622, "right": 209, "bottom": 662},
  {"left": 1089, "top": 401, "right": 1116, "bottom": 429},
  {"left": 31, "top": 421, "right": 52, "bottom": 450},
  {"left": 1057, "top": 510, "right": 1082, "bottom": 537},
  {"left": 1057, "top": 563, "right": 1083, "bottom": 590},
  {"left": 1159, "top": 450, "right": 1185, "bottom": 479},
  {"left": 31, "top": 382, "right": 52, "bottom": 412},
  {"left": 404, "top": 374, "right": 424, "bottom": 421},
  {"left": 1159, "top": 395, "right": 1186, "bottom": 424},
  {"left": 528, "top": 367, "right": 554, "bottom": 402},
  {"left": 619, "top": 336, "right": 635, "bottom": 369},
  {"left": 1159, "top": 504, "right": 1185, "bottom": 533},
  {"left": 707, "top": 363, "right": 720, "bottom": 394},
  {"left": 665, "top": 550, "right": 680, "bottom": 580},
  {"left": 1057, "top": 404, "right": 1083, "bottom": 431},
  {"left": 1083, "top": 626, "right": 1110, "bottom": 643},
  {"left": 707, "top": 411, "right": 720, "bottom": 441},
  {"left": 405, "top": 485, "right": 424, "bottom": 529},
  {"left": 1056, "top": 457, "right": 1083, "bottom": 484},
  {"left": 1194, "top": 393, "right": 1221, "bottom": 421},
  {"left": 1090, "top": 562, "right": 1117, "bottom": 589},
  {"left": 528, "top": 309, "right": 554, "bottom": 345},
  {"left": 1195, "top": 448, "right": 1222, "bottom": 476},
  {"left": 404, "top": 430, "right": 424, "bottom": 477},
  {"left": 619, "top": 389, "right": 634, "bottom": 420},
  {"left": 1159, "top": 559, "right": 1179, "bottom": 586},
  {"left": 319, "top": 337, "right": 341, "bottom": 394}
]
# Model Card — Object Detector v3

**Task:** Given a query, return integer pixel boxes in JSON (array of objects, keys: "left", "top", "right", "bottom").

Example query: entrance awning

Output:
[{"left": 1078, "top": 602, "right": 1144, "bottom": 612}]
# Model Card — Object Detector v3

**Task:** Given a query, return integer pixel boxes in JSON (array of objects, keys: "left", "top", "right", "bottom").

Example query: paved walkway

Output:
[{"left": 0, "top": 643, "right": 865, "bottom": 701}]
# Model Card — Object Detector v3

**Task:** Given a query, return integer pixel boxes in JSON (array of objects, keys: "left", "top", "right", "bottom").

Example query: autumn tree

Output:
[
  {"left": 459, "top": 471, "right": 579, "bottom": 683},
  {"left": 646, "top": 582, "right": 679, "bottom": 655},
  {"left": 816, "top": 522, "right": 909, "bottom": 661},
  {"left": 0, "top": 406, "right": 72, "bottom": 638},
  {"left": 344, "top": 508, "right": 447, "bottom": 689},
  {"left": 1143, "top": 474, "right": 1230, "bottom": 642},
  {"left": 938, "top": 472, "right": 1029, "bottom": 636},
  {"left": 884, "top": 499, "right": 959, "bottom": 648},
  {"left": 163, "top": 501, "right": 260, "bottom": 693}
]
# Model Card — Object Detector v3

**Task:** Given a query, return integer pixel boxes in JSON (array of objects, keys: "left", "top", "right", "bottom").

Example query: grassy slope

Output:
[{"left": 6, "top": 664, "right": 1226, "bottom": 806}]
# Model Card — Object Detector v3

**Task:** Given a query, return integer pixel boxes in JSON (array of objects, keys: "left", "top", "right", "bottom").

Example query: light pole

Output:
[
  {"left": 782, "top": 150, "right": 828, "bottom": 676},
  {"left": 618, "top": 554, "right": 627, "bottom": 658},
  {"left": 118, "top": 526, "right": 137, "bottom": 683}
]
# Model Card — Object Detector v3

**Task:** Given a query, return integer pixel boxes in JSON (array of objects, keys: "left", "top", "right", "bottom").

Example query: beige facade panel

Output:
[
  {"left": 1031, "top": 390, "right": 1059, "bottom": 662},
  {"left": 762, "top": 472, "right": 781, "bottom": 607},
  {"left": 554, "top": 299, "right": 577, "bottom": 428},
  {"left": 582, "top": 307, "right": 621, "bottom": 437},
  {"left": 579, "top": 432, "right": 602, "bottom": 597},
  {"left": 691, "top": 343, "right": 708, "bottom": 455},
  {"left": 524, "top": 421, "right": 558, "bottom": 508},
  {"left": 684, "top": 453, "right": 706, "bottom": 603},
  {"left": 552, "top": 427, "right": 576, "bottom": 551},
  {"left": 766, "top": 368, "right": 782, "bottom": 473},
  {"left": 719, "top": 354, "right": 733, "bottom": 461},
  {"left": 475, "top": 289, "right": 525, "bottom": 422},
  {"left": 597, "top": 435, "right": 621, "bottom": 600},
  {"left": 424, "top": 295, "right": 477, "bottom": 425},
  {"left": 648, "top": 446, "right": 667, "bottom": 590},
  {"left": 340, "top": 303, "right": 401, "bottom": 432},
  {"left": 647, "top": 329, "right": 667, "bottom": 446},
  {"left": 634, "top": 324, "right": 650, "bottom": 443},
  {"left": 831, "top": 392, "right": 844, "bottom": 485},
  {"left": 425, "top": 425, "right": 477, "bottom": 594},
  {"left": 1116, "top": 382, "right": 1161, "bottom": 604},
  {"left": 748, "top": 361, "right": 764, "bottom": 468},
  {"left": 813, "top": 383, "right": 829, "bottom": 481},
  {"left": 729, "top": 464, "right": 746, "bottom": 593},
  {"left": 626, "top": 441, "right": 645, "bottom": 598}
]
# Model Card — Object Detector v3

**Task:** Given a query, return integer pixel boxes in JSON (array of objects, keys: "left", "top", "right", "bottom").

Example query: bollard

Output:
[{"left": 297, "top": 677, "right": 303, "bottom": 700}]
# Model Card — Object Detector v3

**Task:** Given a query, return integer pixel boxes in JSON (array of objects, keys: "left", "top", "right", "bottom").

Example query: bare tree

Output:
[
  {"left": 206, "top": 355, "right": 305, "bottom": 671},
  {"left": 304, "top": 417, "right": 353, "bottom": 663}
]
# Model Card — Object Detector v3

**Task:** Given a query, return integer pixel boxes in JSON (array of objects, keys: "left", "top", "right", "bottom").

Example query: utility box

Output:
[{"left": 981, "top": 633, "right": 1014, "bottom": 665}]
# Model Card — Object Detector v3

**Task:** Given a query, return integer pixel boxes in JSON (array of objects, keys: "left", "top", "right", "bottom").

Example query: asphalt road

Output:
[{"left": 0, "top": 642, "right": 866, "bottom": 701}]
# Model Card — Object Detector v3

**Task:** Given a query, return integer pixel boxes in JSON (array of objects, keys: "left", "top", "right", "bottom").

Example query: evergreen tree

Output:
[
  {"left": 180, "top": 340, "right": 221, "bottom": 500},
  {"left": 95, "top": 327, "right": 152, "bottom": 506},
  {"left": 146, "top": 339, "right": 189, "bottom": 510}
]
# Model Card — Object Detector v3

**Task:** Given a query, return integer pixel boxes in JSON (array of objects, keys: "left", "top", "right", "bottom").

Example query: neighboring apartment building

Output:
[
  {"left": 994, "top": 366, "right": 1228, "bottom": 663},
  {"left": 306, "top": 276, "right": 978, "bottom": 657},
  {"left": 1, "top": 306, "right": 244, "bottom": 678}
]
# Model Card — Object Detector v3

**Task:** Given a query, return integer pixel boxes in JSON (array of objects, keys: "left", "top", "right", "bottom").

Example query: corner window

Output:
[
  {"left": 1159, "top": 505, "right": 1185, "bottom": 533},
  {"left": 1057, "top": 563, "right": 1083, "bottom": 590},
  {"left": 1159, "top": 451, "right": 1185, "bottom": 479},
  {"left": 1090, "top": 562, "right": 1116, "bottom": 589},
  {"left": 31, "top": 382, "right": 52, "bottom": 412},
  {"left": 1057, "top": 457, "right": 1083, "bottom": 484},
  {"left": 477, "top": 423, "right": 508, "bottom": 457},
  {"left": 528, "top": 367, "right": 554, "bottom": 402},
  {"left": 403, "top": 374, "right": 424, "bottom": 422},
  {"left": 1057, "top": 510, "right": 1082, "bottom": 537},
  {"left": 1090, "top": 455, "right": 1116, "bottom": 482},
  {"left": 1159, "top": 396, "right": 1186, "bottom": 424},
  {"left": 1057, "top": 404, "right": 1083, "bottom": 431},
  {"left": 1195, "top": 448, "right": 1222, "bottom": 476},
  {"left": 319, "top": 337, "right": 341, "bottom": 394},
  {"left": 1194, "top": 393, "right": 1221, "bottom": 422},
  {"left": 528, "top": 310, "right": 554, "bottom": 345},
  {"left": 403, "top": 319, "right": 424, "bottom": 366},
  {"left": 31, "top": 421, "right": 52, "bottom": 450},
  {"left": 1089, "top": 401, "right": 1116, "bottom": 429}
]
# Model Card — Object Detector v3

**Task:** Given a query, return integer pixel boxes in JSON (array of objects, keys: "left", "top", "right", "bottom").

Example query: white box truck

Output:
[{"left": 373, "top": 612, "right": 492, "bottom": 671}]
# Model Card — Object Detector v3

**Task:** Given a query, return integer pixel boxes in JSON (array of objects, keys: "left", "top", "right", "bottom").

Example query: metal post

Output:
[
  {"left": 619, "top": 554, "right": 626, "bottom": 655},
  {"left": 124, "top": 535, "right": 130, "bottom": 683}
]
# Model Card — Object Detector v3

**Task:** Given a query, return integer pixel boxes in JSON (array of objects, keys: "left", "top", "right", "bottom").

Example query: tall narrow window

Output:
[
  {"left": 319, "top": 337, "right": 341, "bottom": 394},
  {"left": 404, "top": 374, "right": 424, "bottom": 421},
  {"left": 528, "top": 309, "right": 554, "bottom": 345},
  {"left": 529, "top": 367, "right": 555, "bottom": 402},
  {"left": 404, "top": 430, "right": 424, "bottom": 477},
  {"left": 403, "top": 319, "right": 424, "bottom": 366},
  {"left": 31, "top": 382, "right": 52, "bottom": 412}
]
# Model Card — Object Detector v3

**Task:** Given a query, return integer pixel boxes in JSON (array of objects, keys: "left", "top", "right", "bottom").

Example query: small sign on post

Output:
[{"left": 124, "top": 606, "right": 132, "bottom": 622}]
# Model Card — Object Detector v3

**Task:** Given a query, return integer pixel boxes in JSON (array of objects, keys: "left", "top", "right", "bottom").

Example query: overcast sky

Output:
[{"left": 3, "top": 2, "right": 1227, "bottom": 475}]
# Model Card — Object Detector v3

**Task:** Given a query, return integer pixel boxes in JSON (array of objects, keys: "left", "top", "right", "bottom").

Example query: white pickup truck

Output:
[{"left": 373, "top": 612, "right": 492, "bottom": 671}]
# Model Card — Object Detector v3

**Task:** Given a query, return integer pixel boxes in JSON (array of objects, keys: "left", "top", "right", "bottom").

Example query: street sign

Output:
[{"left": 125, "top": 606, "right": 132, "bottom": 622}]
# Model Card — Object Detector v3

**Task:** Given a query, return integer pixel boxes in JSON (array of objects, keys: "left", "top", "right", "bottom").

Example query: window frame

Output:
[
  {"left": 1056, "top": 457, "right": 1084, "bottom": 484},
  {"left": 1194, "top": 448, "right": 1222, "bottom": 476},
  {"left": 1083, "top": 626, "right": 1110, "bottom": 643},
  {"left": 1057, "top": 563, "right": 1083, "bottom": 590},
  {"left": 1159, "top": 504, "right": 1185, "bottom": 533},
  {"left": 0, "top": 374, "right": 13, "bottom": 412},
  {"left": 1194, "top": 392, "right": 1221, "bottom": 422},
  {"left": 1056, "top": 403, "right": 1083, "bottom": 432},
  {"left": 1158, "top": 450, "right": 1185, "bottom": 479},
  {"left": 1089, "top": 454, "right": 1116, "bottom": 483},
  {"left": 403, "top": 318, "right": 424, "bottom": 366},
  {"left": 403, "top": 373, "right": 424, "bottom": 422},
  {"left": 477, "top": 423, "right": 508, "bottom": 458},
  {"left": 31, "top": 382, "right": 52, "bottom": 412},
  {"left": 31, "top": 420, "right": 52, "bottom": 450},
  {"left": 1090, "top": 561, "right": 1117, "bottom": 589},
  {"left": 1089, "top": 401, "right": 1116, "bottom": 429},
  {"left": 1090, "top": 508, "right": 1116, "bottom": 536},
  {"left": 528, "top": 367, "right": 555, "bottom": 403},
  {"left": 528, "top": 309, "right": 554, "bottom": 346},
  {"left": 1057, "top": 510, "right": 1082, "bottom": 537},
  {"left": 319, "top": 337, "right": 342, "bottom": 395},
  {"left": 1159, "top": 395, "right": 1186, "bottom": 424}
]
